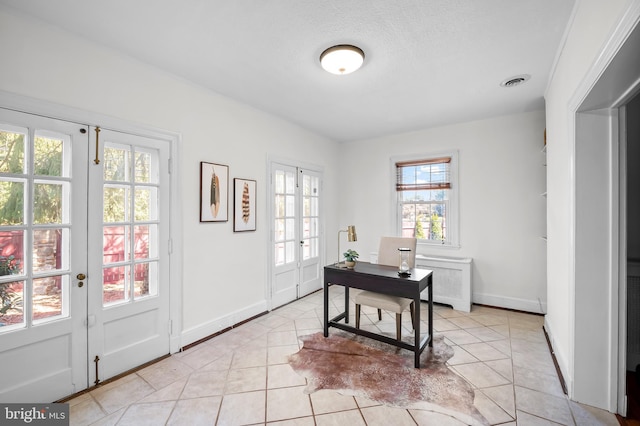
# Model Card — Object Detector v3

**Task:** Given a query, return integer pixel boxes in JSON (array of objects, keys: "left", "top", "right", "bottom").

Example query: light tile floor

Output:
[{"left": 68, "top": 287, "right": 620, "bottom": 425}]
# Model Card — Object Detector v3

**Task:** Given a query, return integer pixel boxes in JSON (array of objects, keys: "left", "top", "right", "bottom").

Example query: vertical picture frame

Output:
[
  {"left": 200, "top": 162, "right": 229, "bottom": 222},
  {"left": 234, "top": 178, "right": 257, "bottom": 232}
]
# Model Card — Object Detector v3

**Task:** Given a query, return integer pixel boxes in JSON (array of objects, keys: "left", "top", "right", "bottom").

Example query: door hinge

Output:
[
  {"left": 168, "top": 158, "right": 172, "bottom": 174},
  {"left": 168, "top": 319, "right": 173, "bottom": 336},
  {"left": 168, "top": 238, "right": 173, "bottom": 254}
]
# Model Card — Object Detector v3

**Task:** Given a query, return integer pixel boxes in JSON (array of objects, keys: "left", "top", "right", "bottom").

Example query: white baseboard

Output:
[
  {"left": 180, "top": 300, "right": 268, "bottom": 349},
  {"left": 472, "top": 292, "right": 547, "bottom": 314}
]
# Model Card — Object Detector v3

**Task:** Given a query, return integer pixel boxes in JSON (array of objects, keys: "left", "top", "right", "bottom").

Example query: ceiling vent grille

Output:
[{"left": 500, "top": 74, "right": 530, "bottom": 87}]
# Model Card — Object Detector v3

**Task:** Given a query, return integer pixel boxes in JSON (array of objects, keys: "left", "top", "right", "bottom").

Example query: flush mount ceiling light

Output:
[
  {"left": 320, "top": 45, "right": 365, "bottom": 75},
  {"left": 500, "top": 74, "right": 531, "bottom": 87}
]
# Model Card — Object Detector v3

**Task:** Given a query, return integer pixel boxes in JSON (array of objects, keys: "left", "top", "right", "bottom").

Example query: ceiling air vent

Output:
[{"left": 500, "top": 74, "right": 530, "bottom": 87}]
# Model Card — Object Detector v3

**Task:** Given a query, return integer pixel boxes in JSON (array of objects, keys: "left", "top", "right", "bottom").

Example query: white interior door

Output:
[
  {"left": 0, "top": 108, "right": 88, "bottom": 402},
  {"left": 87, "top": 128, "right": 171, "bottom": 383},
  {"left": 270, "top": 163, "right": 322, "bottom": 308}
]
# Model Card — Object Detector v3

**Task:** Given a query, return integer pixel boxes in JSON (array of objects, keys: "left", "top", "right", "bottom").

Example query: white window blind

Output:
[
  {"left": 396, "top": 157, "right": 451, "bottom": 191},
  {"left": 395, "top": 156, "right": 453, "bottom": 244}
]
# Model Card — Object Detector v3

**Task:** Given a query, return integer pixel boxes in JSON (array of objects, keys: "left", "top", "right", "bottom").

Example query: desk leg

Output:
[
  {"left": 323, "top": 280, "right": 329, "bottom": 337},
  {"left": 428, "top": 275, "right": 433, "bottom": 348},
  {"left": 414, "top": 293, "right": 421, "bottom": 368},
  {"left": 344, "top": 286, "right": 350, "bottom": 324}
]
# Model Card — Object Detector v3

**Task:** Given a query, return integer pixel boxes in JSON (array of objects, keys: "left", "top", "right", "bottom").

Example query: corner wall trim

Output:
[{"left": 544, "top": 325, "right": 568, "bottom": 395}]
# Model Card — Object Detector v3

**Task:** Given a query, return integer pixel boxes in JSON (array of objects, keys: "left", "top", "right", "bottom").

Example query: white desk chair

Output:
[{"left": 355, "top": 237, "right": 417, "bottom": 340}]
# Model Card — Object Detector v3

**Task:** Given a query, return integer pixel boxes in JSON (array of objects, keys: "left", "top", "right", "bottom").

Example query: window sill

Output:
[{"left": 416, "top": 241, "right": 461, "bottom": 250}]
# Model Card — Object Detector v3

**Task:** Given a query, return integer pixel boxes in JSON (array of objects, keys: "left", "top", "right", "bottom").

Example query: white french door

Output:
[
  {"left": 0, "top": 108, "right": 171, "bottom": 402},
  {"left": 299, "top": 168, "right": 322, "bottom": 296},
  {"left": 270, "top": 162, "right": 322, "bottom": 309},
  {"left": 0, "top": 108, "right": 88, "bottom": 402},
  {"left": 87, "top": 128, "right": 171, "bottom": 384}
]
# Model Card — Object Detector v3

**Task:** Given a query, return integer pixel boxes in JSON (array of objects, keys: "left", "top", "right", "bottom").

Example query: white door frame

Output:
[
  {"left": 619, "top": 105, "right": 628, "bottom": 416},
  {"left": 566, "top": 3, "right": 640, "bottom": 412},
  {"left": 266, "top": 156, "right": 324, "bottom": 311},
  {"left": 0, "top": 91, "right": 183, "bottom": 355}
]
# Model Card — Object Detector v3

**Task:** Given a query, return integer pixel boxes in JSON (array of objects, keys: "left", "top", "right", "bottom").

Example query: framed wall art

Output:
[
  {"left": 234, "top": 178, "right": 257, "bottom": 232},
  {"left": 200, "top": 162, "right": 229, "bottom": 222}
]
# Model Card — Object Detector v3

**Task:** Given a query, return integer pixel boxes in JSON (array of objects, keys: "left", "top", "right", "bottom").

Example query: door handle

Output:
[{"left": 77, "top": 273, "right": 86, "bottom": 280}]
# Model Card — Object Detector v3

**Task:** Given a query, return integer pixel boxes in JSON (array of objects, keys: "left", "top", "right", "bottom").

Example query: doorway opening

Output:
[
  {"left": 572, "top": 12, "right": 640, "bottom": 414},
  {"left": 624, "top": 91, "right": 640, "bottom": 420}
]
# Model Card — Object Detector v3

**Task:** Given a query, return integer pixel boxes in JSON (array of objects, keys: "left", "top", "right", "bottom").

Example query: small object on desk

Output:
[
  {"left": 342, "top": 249, "right": 359, "bottom": 269},
  {"left": 398, "top": 247, "right": 411, "bottom": 273},
  {"left": 337, "top": 225, "right": 358, "bottom": 269},
  {"left": 398, "top": 271, "right": 411, "bottom": 277},
  {"left": 335, "top": 260, "right": 356, "bottom": 269}
]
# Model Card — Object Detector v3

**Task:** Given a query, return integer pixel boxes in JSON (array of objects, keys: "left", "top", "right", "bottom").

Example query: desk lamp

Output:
[{"left": 337, "top": 225, "right": 357, "bottom": 267}]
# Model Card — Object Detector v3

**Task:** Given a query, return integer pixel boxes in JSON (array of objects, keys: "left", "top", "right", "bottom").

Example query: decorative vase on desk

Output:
[{"left": 343, "top": 249, "right": 359, "bottom": 269}]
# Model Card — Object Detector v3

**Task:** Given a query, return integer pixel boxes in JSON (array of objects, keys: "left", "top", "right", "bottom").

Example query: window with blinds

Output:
[{"left": 395, "top": 156, "right": 453, "bottom": 244}]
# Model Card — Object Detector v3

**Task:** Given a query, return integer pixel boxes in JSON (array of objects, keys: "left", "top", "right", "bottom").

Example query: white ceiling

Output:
[{"left": 1, "top": 0, "right": 575, "bottom": 142}]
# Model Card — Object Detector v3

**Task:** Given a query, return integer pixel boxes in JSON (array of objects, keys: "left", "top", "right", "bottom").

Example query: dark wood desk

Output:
[{"left": 323, "top": 262, "right": 433, "bottom": 368}]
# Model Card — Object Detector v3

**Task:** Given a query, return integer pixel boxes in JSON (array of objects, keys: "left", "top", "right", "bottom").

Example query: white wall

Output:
[
  {"left": 545, "top": 0, "right": 638, "bottom": 409},
  {"left": 338, "top": 110, "right": 547, "bottom": 313},
  {"left": 0, "top": 7, "right": 341, "bottom": 346}
]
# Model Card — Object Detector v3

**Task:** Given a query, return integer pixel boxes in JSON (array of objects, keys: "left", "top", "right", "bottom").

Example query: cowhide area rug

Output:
[{"left": 288, "top": 332, "right": 488, "bottom": 426}]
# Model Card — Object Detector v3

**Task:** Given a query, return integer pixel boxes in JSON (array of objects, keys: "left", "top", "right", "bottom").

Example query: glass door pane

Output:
[
  {"left": 274, "top": 168, "right": 297, "bottom": 267},
  {"left": 301, "top": 173, "right": 320, "bottom": 260},
  {"left": 102, "top": 143, "right": 159, "bottom": 306},
  {"left": 0, "top": 125, "right": 73, "bottom": 330}
]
